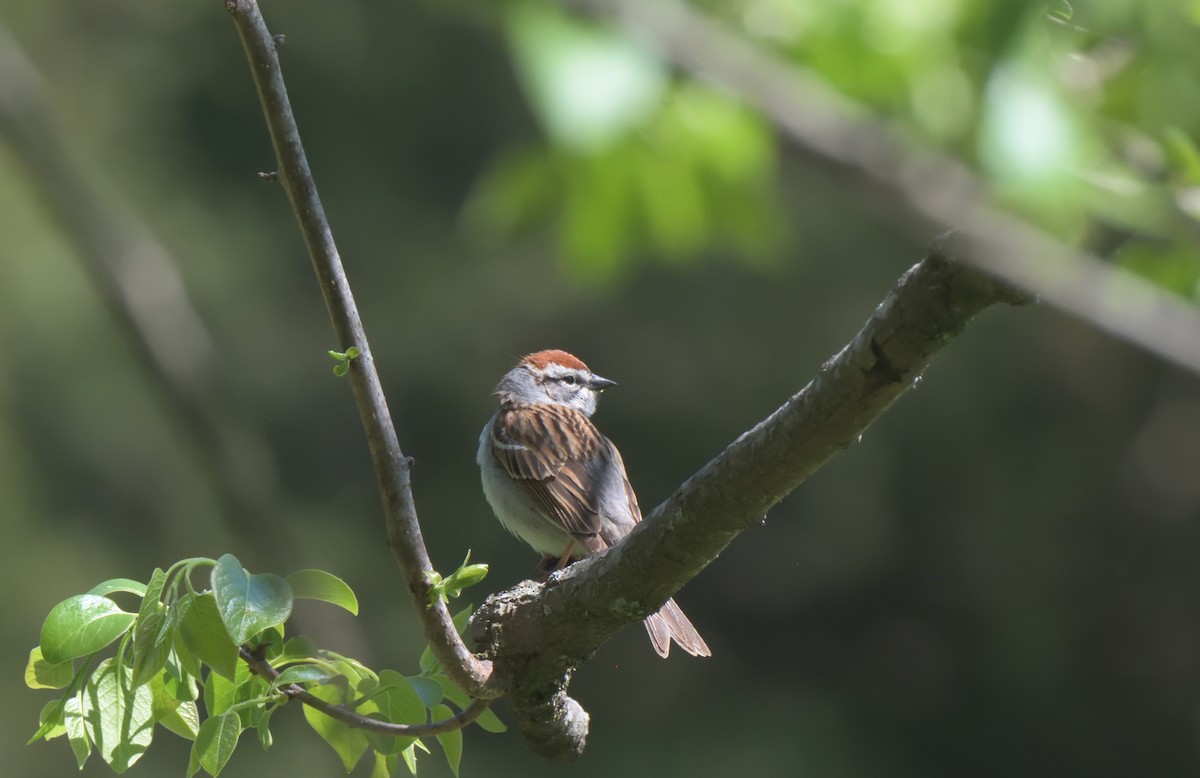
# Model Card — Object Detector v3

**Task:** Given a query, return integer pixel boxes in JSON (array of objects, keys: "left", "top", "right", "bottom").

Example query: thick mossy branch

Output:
[{"left": 471, "top": 233, "right": 1027, "bottom": 760}]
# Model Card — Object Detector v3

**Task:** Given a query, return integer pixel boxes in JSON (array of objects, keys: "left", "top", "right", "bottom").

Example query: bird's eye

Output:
[{"left": 561, "top": 374, "right": 578, "bottom": 386}]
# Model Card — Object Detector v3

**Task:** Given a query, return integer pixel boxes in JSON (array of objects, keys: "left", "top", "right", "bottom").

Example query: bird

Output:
[{"left": 477, "top": 349, "right": 710, "bottom": 658}]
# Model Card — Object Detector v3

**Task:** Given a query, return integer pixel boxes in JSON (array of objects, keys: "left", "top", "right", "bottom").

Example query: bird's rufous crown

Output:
[{"left": 519, "top": 349, "right": 590, "bottom": 372}]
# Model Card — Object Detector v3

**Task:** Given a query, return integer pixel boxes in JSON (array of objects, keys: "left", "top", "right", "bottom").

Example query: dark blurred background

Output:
[{"left": 4, "top": 1, "right": 1200, "bottom": 776}]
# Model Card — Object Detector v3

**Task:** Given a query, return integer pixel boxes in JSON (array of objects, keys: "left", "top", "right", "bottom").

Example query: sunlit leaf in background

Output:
[
  {"left": 981, "top": 65, "right": 1076, "bottom": 187},
  {"left": 467, "top": 42, "right": 781, "bottom": 277},
  {"left": 505, "top": 1, "right": 667, "bottom": 152},
  {"left": 1116, "top": 244, "right": 1200, "bottom": 302},
  {"left": 1164, "top": 126, "right": 1200, "bottom": 186}
]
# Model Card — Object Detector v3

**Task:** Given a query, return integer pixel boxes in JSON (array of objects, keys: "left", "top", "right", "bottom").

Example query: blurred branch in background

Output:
[
  {"left": 0, "top": 24, "right": 288, "bottom": 565},
  {"left": 565, "top": 0, "right": 1200, "bottom": 375}
]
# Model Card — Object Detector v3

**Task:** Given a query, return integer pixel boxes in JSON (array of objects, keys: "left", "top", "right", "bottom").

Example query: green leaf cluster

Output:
[
  {"left": 465, "top": 3, "right": 780, "bottom": 279},
  {"left": 328, "top": 346, "right": 360, "bottom": 376},
  {"left": 425, "top": 552, "right": 489, "bottom": 604},
  {"left": 27, "top": 553, "right": 502, "bottom": 777},
  {"left": 472, "top": 1, "right": 1200, "bottom": 295}
]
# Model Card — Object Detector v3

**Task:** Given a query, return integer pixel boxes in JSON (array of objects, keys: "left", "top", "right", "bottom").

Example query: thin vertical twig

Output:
[{"left": 223, "top": 0, "right": 493, "bottom": 696}]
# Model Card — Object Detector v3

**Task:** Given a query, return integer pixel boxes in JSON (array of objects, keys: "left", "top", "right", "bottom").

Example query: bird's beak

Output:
[{"left": 588, "top": 375, "right": 617, "bottom": 391}]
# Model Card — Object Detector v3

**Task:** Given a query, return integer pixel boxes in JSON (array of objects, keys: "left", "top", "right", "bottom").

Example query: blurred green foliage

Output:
[
  {"left": 3, "top": 0, "right": 1200, "bottom": 777},
  {"left": 468, "top": 3, "right": 781, "bottom": 277}
]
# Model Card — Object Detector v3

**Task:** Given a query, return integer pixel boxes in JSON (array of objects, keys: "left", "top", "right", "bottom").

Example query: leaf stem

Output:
[{"left": 239, "top": 647, "right": 490, "bottom": 738}]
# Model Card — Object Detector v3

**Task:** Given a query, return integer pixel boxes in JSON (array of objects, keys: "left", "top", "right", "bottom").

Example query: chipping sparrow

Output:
[{"left": 477, "top": 349, "right": 711, "bottom": 658}]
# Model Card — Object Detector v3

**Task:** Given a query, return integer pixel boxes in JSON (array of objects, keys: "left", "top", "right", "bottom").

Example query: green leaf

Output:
[
  {"left": 302, "top": 680, "right": 369, "bottom": 773},
  {"left": 254, "top": 625, "right": 285, "bottom": 659},
  {"left": 442, "top": 564, "right": 488, "bottom": 598},
  {"left": 404, "top": 739, "right": 430, "bottom": 775},
  {"left": 429, "top": 672, "right": 506, "bottom": 730},
  {"left": 328, "top": 347, "right": 359, "bottom": 376},
  {"left": 287, "top": 569, "right": 359, "bottom": 615},
  {"left": 87, "top": 579, "right": 148, "bottom": 598},
  {"left": 64, "top": 694, "right": 91, "bottom": 769},
  {"left": 25, "top": 646, "right": 75, "bottom": 689},
  {"left": 406, "top": 675, "right": 444, "bottom": 708},
  {"left": 148, "top": 667, "right": 179, "bottom": 716},
  {"left": 204, "top": 661, "right": 266, "bottom": 730},
  {"left": 424, "top": 570, "right": 445, "bottom": 601},
  {"left": 473, "top": 704, "right": 508, "bottom": 734},
  {"left": 132, "top": 571, "right": 170, "bottom": 687},
  {"left": 436, "top": 554, "right": 489, "bottom": 600},
  {"left": 372, "top": 751, "right": 400, "bottom": 778},
  {"left": 40, "top": 594, "right": 136, "bottom": 664},
  {"left": 160, "top": 700, "right": 200, "bottom": 741},
  {"left": 190, "top": 712, "right": 241, "bottom": 778},
  {"left": 432, "top": 703, "right": 463, "bottom": 777},
  {"left": 83, "top": 658, "right": 154, "bottom": 773},
  {"left": 204, "top": 661, "right": 250, "bottom": 716},
  {"left": 31, "top": 699, "right": 66, "bottom": 742},
  {"left": 329, "top": 656, "right": 367, "bottom": 689},
  {"left": 327, "top": 346, "right": 359, "bottom": 361},
  {"left": 151, "top": 670, "right": 199, "bottom": 740},
  {"left": 278, "top": 635, "right": 319, "bottom": 663},
  {"left": 274, "top": 664, "right": 334, "bottom": 687},
  {"left": 451, "top": 605, "right": 473, "bottom": 633},
  {"left": 131, "top": 609, "right": 173, "bottom": 688},
  {"left": 211, "top": 554, "right": 293, "bottom": 644},
  {"left": 379, "top": 677, "right": 432, "bottom": 725},
  {"left": 187, "top": 740, "right": 201, "bottom": 778},
  {"left": 172, "top": 623, "right": 203, "bottom": 681},
  {"left": 177, "top": 593, "right": 239, "bottom": 681},
  {"left": 418, "top": 606, "right": 473, "bottom": 674},
  {"left": 432, "top": 674, "right": 469, "bottom": 709},
  {"left": 418, "top": 644, "right": 437, "bottom": 675},
  {"left": 257, "top": 705, "right": 275, "bottom": 750},
  {"left": 364, "top": 671, "right": 425, "bottom": 755},
  {"left": 162, "top": 648, "right": 200, "bottom": 702},
  {"left": 140, "top": 568, "right": 167, "bottom": 610}
]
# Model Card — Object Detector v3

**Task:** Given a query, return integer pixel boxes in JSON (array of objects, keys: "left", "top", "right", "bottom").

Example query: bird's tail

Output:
[{"left": 644, "top": 598, "right": 711, "bottom": 658}]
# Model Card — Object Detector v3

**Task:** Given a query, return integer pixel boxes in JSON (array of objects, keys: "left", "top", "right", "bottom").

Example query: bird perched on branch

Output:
[{"left": 478, "top": 349, "right": 710, "bottom": 658}]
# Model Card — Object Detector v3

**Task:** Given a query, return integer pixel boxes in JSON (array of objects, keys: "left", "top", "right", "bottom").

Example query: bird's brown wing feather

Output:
[
  {"left": 492, "top": 403, "right": 710, "bottom": 656},
  {"left": 490, "top": 404, "right": 609, "bottom": 552}
]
